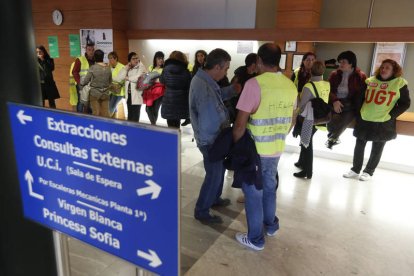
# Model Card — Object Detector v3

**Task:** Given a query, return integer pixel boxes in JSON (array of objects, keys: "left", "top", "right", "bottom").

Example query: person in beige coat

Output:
[{"left": 114, "top": 52, "right": 147, "bottom": 122}]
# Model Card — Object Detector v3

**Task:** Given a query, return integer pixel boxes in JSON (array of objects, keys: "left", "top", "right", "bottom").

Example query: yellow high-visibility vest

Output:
[
  {"left": 111, "top": 62, "right": 125, "bottom": 96},
  {"left": 293, "top": 68, "right": 300, "bottom": 89},
  {"left": 69, "top": 61, "right": 77, "bottom": 106},
  {"left": 247, "top": 72, "right": 297, "bottom": 156},
  {"left": 79, "top": 56, "right": 90, "bottom": 83},
  {"left": 303, "top": 80, "right": 330, "bottom": 130},
  {"left": 362, "top": 76, "right": 406, "bottom": 122}
]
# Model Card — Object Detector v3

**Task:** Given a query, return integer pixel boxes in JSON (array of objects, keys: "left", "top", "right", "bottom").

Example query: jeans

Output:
[
  {"left": 194, "top": 145, "right": 226, "bottom": 218},
  {"left": 109, "top": 95, "right": 124, "bottom": 115},
  {"left": 242, "top": 156, "right": 280, "bottom": 247},
  {"left": 351, "top": 138, "right": 386, "bottom": 176},
  {"left": 76, "top": 85, "right": 85, "bottom": 113}
]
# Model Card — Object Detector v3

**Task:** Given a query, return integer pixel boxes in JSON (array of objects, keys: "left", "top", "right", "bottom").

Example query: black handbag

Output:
[{"left": 309, "top": 81, "right": 332, "bottom": 125}]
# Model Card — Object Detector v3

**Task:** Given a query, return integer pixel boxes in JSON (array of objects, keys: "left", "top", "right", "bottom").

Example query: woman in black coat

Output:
[
  {"left": 160, "top": 51, "right": 192, "bottom": 128},
  {"left": 36, "top": 45, "right": 60, "bottom": 108}
]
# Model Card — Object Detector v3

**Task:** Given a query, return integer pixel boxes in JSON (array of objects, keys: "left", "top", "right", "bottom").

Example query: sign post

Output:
[{"left": 8, "top": 103, "right": 180, "bottom": 275}]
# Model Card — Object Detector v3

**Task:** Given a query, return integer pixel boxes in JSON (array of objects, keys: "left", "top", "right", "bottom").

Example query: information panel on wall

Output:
[
  {"left": 80, "top": 29, "right": 113, "bottom": 62},
  {"left": 7, "top": 103, "right": 180, "bottom": 275}
]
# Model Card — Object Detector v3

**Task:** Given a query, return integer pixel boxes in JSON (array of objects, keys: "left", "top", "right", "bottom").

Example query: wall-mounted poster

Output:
[
  {"left": 279, "top": 54, "right": 286, "bottom": 70},
  {"left": 69, "top": 34, "right": 81, "bottom": 57},
  {"left": 48, "top": 36, "right": 59, "bottom": 58},
  {"left": 292, "top": 54, "right": 303, "bottom": 70},
  {"left": 80, "top": 29, "right": 113, "bottom": 62},
  {"left": 370, "top": 42, "right": 406, "bottom": 76}
]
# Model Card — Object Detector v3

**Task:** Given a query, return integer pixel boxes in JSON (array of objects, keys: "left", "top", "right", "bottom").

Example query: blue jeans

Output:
[
  {"left": 194, "top": 145, "right": 226, "bottom": 218},
  {"left": 76, "top": 85, "right": 85, "bottom": 113},
  {"left": 109, "top": 94, "right": 124, "bottom": 115},
  {"left": 242, "top": 156, "right": 280, "bottom": 247}
]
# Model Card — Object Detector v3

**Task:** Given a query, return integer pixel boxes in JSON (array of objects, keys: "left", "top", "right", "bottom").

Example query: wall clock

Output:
[{"left": 52, "top": 9, "right": 63, "bottom": 26}]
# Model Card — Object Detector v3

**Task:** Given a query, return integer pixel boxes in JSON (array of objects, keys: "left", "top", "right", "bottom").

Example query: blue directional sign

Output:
[{"left": 8, "top": 103, "right": 180, "bottom": 275}]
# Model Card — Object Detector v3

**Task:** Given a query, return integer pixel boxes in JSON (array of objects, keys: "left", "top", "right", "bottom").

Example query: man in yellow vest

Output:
[
  {"left": 233, "top": 43, "right": 297, "bottom": 251},
  {"left": 71, "top": 42, "right": 95, "bottom": 112}
]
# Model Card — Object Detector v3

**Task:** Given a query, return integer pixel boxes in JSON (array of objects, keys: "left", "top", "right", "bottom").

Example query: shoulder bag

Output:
[{"left": 309, "top": 81, "right": 332, "bottom": 125}]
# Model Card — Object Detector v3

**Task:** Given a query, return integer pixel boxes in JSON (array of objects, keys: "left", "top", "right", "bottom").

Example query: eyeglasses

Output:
[{"left": 131, "top": 57, "right": 139, "bottom": 60}]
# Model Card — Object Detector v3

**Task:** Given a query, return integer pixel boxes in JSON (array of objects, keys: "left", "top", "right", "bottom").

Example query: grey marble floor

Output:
[{"left": 66, "top": 130, "right": 414, "bottom": 276}]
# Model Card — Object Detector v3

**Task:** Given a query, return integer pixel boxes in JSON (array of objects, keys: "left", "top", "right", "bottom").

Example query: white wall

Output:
[{"left": 129, "top": 39, "right": 265, "bottom": 79}]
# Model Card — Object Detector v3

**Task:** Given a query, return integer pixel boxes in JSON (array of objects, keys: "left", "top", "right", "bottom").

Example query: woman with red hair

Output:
[{"left": 343, "top": 59, "right": 411, "bottom": 181}]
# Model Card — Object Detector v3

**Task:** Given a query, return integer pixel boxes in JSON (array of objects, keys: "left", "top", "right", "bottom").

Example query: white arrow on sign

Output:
[
  {"left": 137, "top": 249, "right": 162, "bottom": 268},
  {"left": 17, "top": 110, "right": 32, "bottom": 125},
  {"left": 25, "top": 170, "right": 44, "bottom": 200},
  {"left": 136, "top": 179, "right": 161, "bottom": 200}
]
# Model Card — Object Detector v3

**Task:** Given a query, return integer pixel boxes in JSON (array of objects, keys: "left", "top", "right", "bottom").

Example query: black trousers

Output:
[
  {"left": 167, "top": 119, "right": 180, "bottom": 128},
  {"left": 351, "top": 138, "right": 386, "bottom": 176},
  {"left": 127, "top": 93, "right": 141, "bottom": 122},
  {"left": 145, "top": 97, "right": 163, "bottom": 125},
  {"left": 297, "top": 127, "right": 317, "bottom": 175}
]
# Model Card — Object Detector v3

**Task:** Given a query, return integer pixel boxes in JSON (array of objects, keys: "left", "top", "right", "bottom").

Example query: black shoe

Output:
[
  {"left": 181, "top": 119, "right": 191, "bottom": 126},
  {"left": 212, "top": 198, "right": 231, "bottom": 207},
  {"left": 195, "top": 214, "right": 223, "bottom": 224},
  {"left": 326, "top": 138, "right": 340, "bottom": 149},
  {"left": 293, "top": 171, "right": 312, "bottom": 179},
  {"left": 294, "top": 162, "right": 303, "bottom": 169}
]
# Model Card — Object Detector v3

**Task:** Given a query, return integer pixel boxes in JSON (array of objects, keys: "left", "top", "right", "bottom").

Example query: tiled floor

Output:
[{"left": 66, "top": 110, "right": 414, "bottom": 276}]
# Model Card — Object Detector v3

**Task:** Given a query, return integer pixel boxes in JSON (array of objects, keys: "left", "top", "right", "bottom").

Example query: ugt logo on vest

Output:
[{"left": 365, "top": 89, "right": 397, "bottom": 106}]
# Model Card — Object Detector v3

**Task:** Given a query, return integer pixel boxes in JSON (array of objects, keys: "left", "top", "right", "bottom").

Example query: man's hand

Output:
[{"left": 333, "top": 100, "right": 343, "bottom": 113}]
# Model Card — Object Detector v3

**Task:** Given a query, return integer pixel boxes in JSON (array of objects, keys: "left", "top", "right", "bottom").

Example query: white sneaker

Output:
[
  {"left": 359, "top": 172, "right": 371, "bottom": 181},
  {"left": 235, "top": 232, "right": 264, "bottom": 251},
  {"left": 343, "top": 170, "right": 359, "bottom": 179},
  {"left": 266, "top": 231, "right": 276, "bottom": 237}
]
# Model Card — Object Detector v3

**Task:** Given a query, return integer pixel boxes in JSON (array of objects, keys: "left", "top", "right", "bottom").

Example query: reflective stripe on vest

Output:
[
  {"left": 247, "top": 72, "right": 297, "bottom": 156},
  {"left": 361, "top": 76, "right": 406, "bottom": 122}
]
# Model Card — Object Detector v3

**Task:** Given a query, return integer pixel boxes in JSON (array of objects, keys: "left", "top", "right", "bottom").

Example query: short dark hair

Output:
[
  {"left": 204, "top": 48, "right": 231, "bottom": 70},
  {"left": 337, "top": 50, "right": 357, "bottom": 68},
  {"left": 245, "top": 53, "right": 258, "bottom": 67},
  {"left": 258, "top": 43, "right": 281, "bottom": 67},
  {"left": 128, "top": 52, "right": 137, "bottom": 62},
  {"left": 86, "top": 42, "right": 95, "bottom": 48},
  {"left": 94, "top": 49, "right": 104, "bottom": 62}
]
